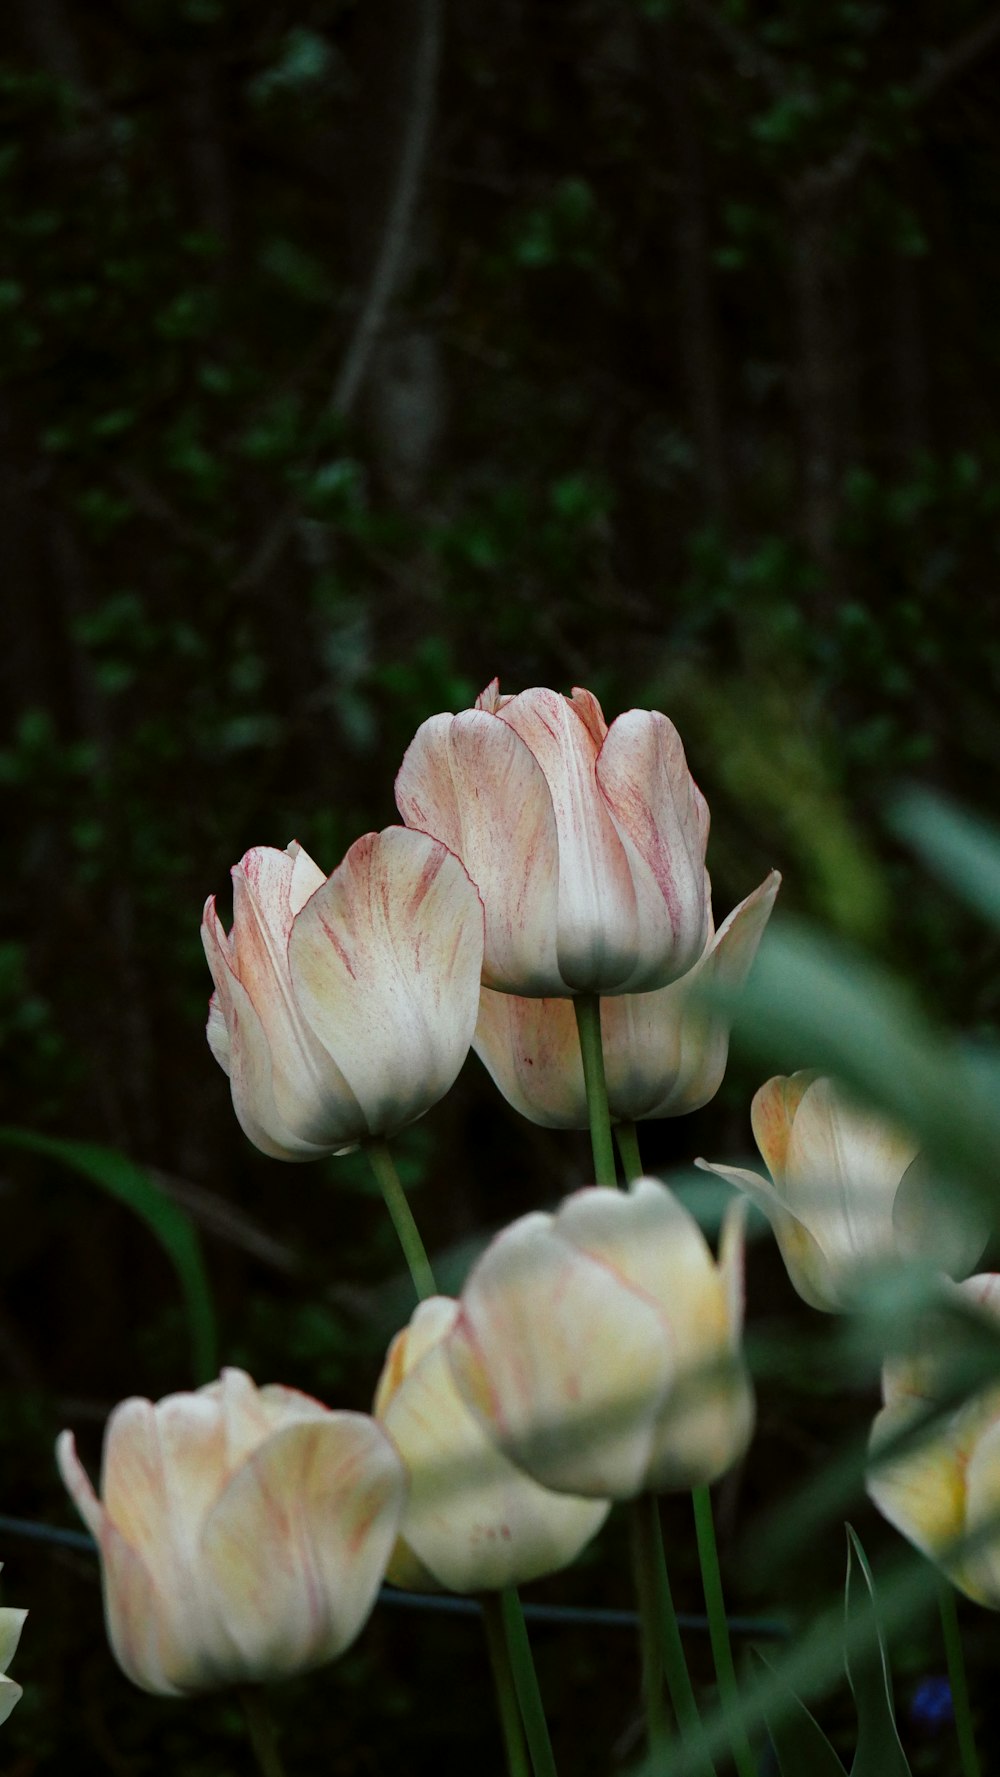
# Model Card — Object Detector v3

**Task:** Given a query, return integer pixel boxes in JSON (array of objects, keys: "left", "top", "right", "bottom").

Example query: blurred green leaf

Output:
[
  {"left": 892, "top": 788, "right": 1000, "bottom": 929},
  {"left": 844, "top": 1528, "right": 911, "bottom": 1777},
  {"left": 0, "top": 1128, "right": 217, "bottom": 1383},
  {"left": 754, "top": 1651, "right": 846, "bottom": 1777}
]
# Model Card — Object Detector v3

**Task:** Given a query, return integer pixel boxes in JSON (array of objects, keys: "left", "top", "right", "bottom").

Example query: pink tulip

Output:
[
  {"left": 202, "top": 827, "right": 484, "bottom": 1160},
  {"left": 396, "top": 681, "right": 711, "bottom": 996},
  {"left": 474, "top": 870, "right": 779, "bottom": 1127},
  {"left": 57, "top": 1368, "right": 407, "bottom": 1696}
]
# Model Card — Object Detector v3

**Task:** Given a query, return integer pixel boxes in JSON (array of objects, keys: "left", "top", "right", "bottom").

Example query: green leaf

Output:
[
  {"left": 0, "top": 1128, "right": 217, "bottom": 1383},
  {"left": 754, "top": 1651, "right": 846, "bottom": 1777},
  {"left": 891, "top": 788, "right": 1000, "bottom": 929},
  {"left": 844, "top": 1527, "right": 911, "bottom": 1777}
]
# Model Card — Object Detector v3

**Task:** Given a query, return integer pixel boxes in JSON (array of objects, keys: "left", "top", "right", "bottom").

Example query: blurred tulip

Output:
[
  {"left": 396, "top": 680, "right": 711, "bottom": 997},
  {"left": 474, "top": 870, "right": 780, "bottom": 1127},
  {"left": 448, "top": 1178, "right": 753, "bottom": 1500},
  {"left": 868, "top": 1275, "right": 1000, "bottom": 1606},
  {"left": 202, "top": 826, "right": 484, "bottom": 1160},
  {"left": 57, "top": 1368, "right": 407, "bottom": 1696},
  {"left": 0, "top": 1572, "right": 25, "bottom": 1727},
  {"left": 373, "top": 1296, "right": 609, "bottom": 1593},
  {"left": 697, "top": 1073, "right": 986, "bottom": 1312}
]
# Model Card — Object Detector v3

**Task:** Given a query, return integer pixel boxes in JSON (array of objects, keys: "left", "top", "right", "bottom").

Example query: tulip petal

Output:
[
  {"left": 396, "top": 710, "right": 563, "bottom": 994},
  {"left": 594, "top": 709, "right": 711, "bottom": 991},
  {"left": 694, "top": 1159, "right": 838, "bottom": 1312},
  {"left": 497, "top": 689, "right": 641, "bottom": 992},
  {"left": 750, "top": 1072, "right": 819, "bottom": 1186},
  {"left": 473, "top": 989, "right": 587, "bottom": 1129},
  {"left": 450, "top": 1211, "right": 672, "bottom": 1499},
  {"left": 958, "top": 1416, "right": 1000, "bottom": 1605},
  {"left": 380, "top": 1304, "right": 608, "bottom": 1593},
  {"left": 202, "top": 897, "right": 342, "bottom": 1159},
  {"left": 0, "top": 1608, "right": 26, "bottom": 1678},
  {"left": 98, "top": 1516, "right": 199, "bottom": 1695},
  {"left": 867, "top": 1400, "right": 970, "bottom": 1592},
  {"left": 206, "top": 992, "right": 231, "bottom": 1074},
  {"left": 55, "top": 1428, "right": 105, "bottom": 1541},
  {"left": 200, "top": 1414, "right": 406, "bottom": 1679},
  {"left": 289, "top": 828, "right": 484, "bottom": 1138},
  {"left": 783, "top": 1078, "right": 917, "bottom": 1268},
  {"left": 0, "top": 1674, "right": 22, "bottom": 1727},
  {"left": 892, "top": 1155, "right": 989, "bottom": 1281}
]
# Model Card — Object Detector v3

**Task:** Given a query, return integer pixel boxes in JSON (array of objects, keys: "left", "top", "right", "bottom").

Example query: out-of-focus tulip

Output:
[
  {"left": 474, "top": 870, "right": 780, "bottom": 1128},
  {"left": 868, "top": 1275, "right": 1000, "bottom": 1606},
  {"left": 697, "top": 1073, "right": 985, "bottom": 1312},
  {"left": 395, "top": 680, "right": 711, "bottom": 997},
  {"left": 57, "top": 1368, "right": 407, "bottom": 1696},
  {"left": 374, "top": 1296, "right": 609, "bottom": 1594},
  {"left": 0, "top": 1572, "right": 25, "bottom": 1727},
  {"left": 448, "top": 1178, "right": 753, "bottom": 1501},
  {"left": 202, "top": 826, "right": 484, "bottom": 1161}
]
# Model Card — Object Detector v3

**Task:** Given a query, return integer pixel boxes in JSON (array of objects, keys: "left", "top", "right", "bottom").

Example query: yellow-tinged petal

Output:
[
  {"left": 958, "top": 1417, "right": 1000, "bottom": 1605},
  {"left": 473, "top": 989, "right": 586, "bottom": 1129},
  {"left": 396, "top": 710, "right": 562, "bottom": 994},
  {"left": 450, "top": 1210, "right": 674, "bottom": 1499},
  {"left": 288, "top": 827, "right": 484, "bottom": 1137},
  {"left": 377, "top": 1297, "right": 608, "bottom": 1593},
  {"left": 867, "top": 1399, "right": 968, "bottom": 1583},
  {"left": 200, "top": 1414, "right": 406, "bottom": 1678},
  {"left": 749, "top": 1072, "right": 818, "bottom": 1186}
]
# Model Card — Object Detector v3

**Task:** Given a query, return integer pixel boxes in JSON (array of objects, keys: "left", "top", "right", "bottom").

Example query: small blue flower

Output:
[{"left": 910, "top": 1675, "right": 953, "bottom": 1731}]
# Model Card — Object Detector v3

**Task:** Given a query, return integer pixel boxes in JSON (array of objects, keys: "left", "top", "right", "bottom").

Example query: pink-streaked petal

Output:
[
  {"left": 594, "top": 710, "right": 711, "bottom": 992},
  {"left": 289, "top": 828, "right": 484, "bottom": 1138},
  {"left": 473, "top": 989, "right": 587, "bottom": 1129},
  {"left": 98, "top": 1515, "right": 198, "bottom": 1695},
  {"left": 218, "top": 964, "right": 343, "bottom": 1159},
  {"left": 497, "top": 689, "right": 640, "bottom": 993},
  {"left": 397, "top": 711, "right": 563, "bottom": 995},
  {"left": 151, "top": 1393, "right": 229, "bottom": 1570},
  {"left": 567, "top": 685, "right": 609, "bottom": 748},
  {"left": 450, "top": 1211, "right": 671, "bottom": 1499},
  {"left": 206, "top": 991, "right": 231, "bottom": 1075},
  {"left": 286, "top": 841, "right": 326, "bottom": 916},
  {"left": 379, "top": 1312, "right": 608, "bottom": 1593},
  {"left": 475, "top": 677, "right": 503, "bottom": 713},
  {"left": 56, "top": 1429, "right": 104, "bottom": 1541},
  {"left": 98, "top": 1399, "right": 173, "bottom": 1575},
  {"left": 200, "top": 1414, "right": 406, "bottom": 1679}
]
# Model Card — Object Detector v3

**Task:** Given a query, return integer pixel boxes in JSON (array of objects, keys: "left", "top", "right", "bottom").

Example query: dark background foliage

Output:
[{"left": 2, "top": 0, "right": 1000, "bottom": 1769}]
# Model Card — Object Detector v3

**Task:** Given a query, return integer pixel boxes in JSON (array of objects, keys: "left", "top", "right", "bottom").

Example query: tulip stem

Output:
[
  {"left": 630, "top": 1492, "right": 714, "bottom": 1775},
  {"left": 497, "top": 1586, "right": 559, "bottom": 1777},
  {"left": 938, "top": 1579, "right": 981, "bottom": 1777},
  {"left": 573, "top": 995, "right": 618, "bottom": 1189},
  {"left": 365, "top": 1137, "right": 437, "bottom": 1301},
  {"left": 239, "top": 1686, "right": 288, "bottom": 1777},
  {"left": 691, "top": 1485, "right": 755, "bottom": 1777},
  {"left": 615, "top": 1120, "right": 644, "bottom": 1185},
  {"left": 481, "top": 1593, "right": 533, "bottom": 1777}
]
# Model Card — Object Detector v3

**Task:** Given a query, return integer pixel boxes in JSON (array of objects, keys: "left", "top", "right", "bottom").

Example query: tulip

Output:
[
  {"left": 0, "top": 1573, "right": 25, "bottom": 1727},
  {"left": 373, "top": 1296, "right": 609, "bottom": 1594},
  {"left": 474, "top": 870, "right": 780, "bottom": 1128},
  {"left": 395, "top": 680, "right": 711, "bottom": 997},
  {"left": 697, "top": 1073, "right": 986, "bottom": 1312},
  {"left": 202, "top": 826, "right": 484, "bottom": 1161},
  {"left": 448, "top": 1177, "right": 753, "bottom": 1501},
  {"left": 56, "top": 1367, "right": 407, "bottom": 1696},
  {"left": 868, "top": 1275, "right": 1000, "bottom": 1606}
]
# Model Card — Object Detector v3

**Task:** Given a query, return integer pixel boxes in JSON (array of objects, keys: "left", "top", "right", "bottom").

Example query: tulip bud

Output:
[
  {"left": 0, "top": 1572, "right": 25, "bottom": 1727},
  {"left": 396, "top": 681, "right": 711, "bottom": 997},
  {"left": 57, "top": 1368, "right": 407, "bottom": 1696},
  {"left": 474, "top": 871, "right": 780, "bottom": 1127},
  {"left": 698, "top": 1073, "right": 986, "bottom": 1312},
  {"left": 202, "top": 826, "right": 484, "bottom": 1161},
  {"left": 448, "top": 1178, "right": 754, "bottom": 1501},
  {"left": 373, "top": 1296, "right": 609, "bottom": 1594},
  {"left": 868, "top": 1275, "right": 1000, "bottom": 1606}
]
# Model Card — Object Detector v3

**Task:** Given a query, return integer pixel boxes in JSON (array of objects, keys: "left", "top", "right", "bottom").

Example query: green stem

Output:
[
  {"left": 239, "top": 1686, "right": 288, "bottom": 1777},
  {"left": 692, "top": 1485, "right": 755, "bottom": 1777},
  {"left": 615, "top": 1120, "right": 644, "bottom": 1186},
  {"left": 481, "top": 1593, "right": 533, "bottom": 1777},
  {"left": 364, "top": 1136, "right": 436, "bottom": 1301},
  {"left": 498, "top": 1586, "right": 559, "bottom": 1777},
  {"left": 938, "top": 1580, "right": 981, "bottom": 1777},
  {"left": 573, "top": 994, "right": 617, "bottom": 1188},
  {"left": 630, "top": 1493, "right": 715, "bottom": 1776}
]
